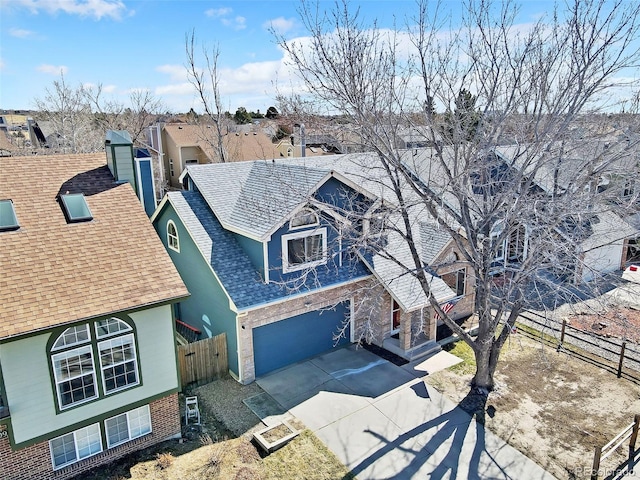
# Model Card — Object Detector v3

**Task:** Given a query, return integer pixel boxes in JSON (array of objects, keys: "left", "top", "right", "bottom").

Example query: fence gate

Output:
[{"left": 177, "top": 333, "right": 227, "bottom": 388}]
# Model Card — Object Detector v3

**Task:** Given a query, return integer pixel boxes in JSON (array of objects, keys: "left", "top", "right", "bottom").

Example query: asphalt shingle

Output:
[
  {"left": 170, "top": 190, "right": 370, "bottom": 310},
  {"left": 0, "top": 153, "right": 189, "bottom": 340}
]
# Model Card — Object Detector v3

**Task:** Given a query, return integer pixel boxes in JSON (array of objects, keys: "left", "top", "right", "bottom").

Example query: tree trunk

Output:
[{"left": 471, "top": 337, "right": 500, "bottom": 392}]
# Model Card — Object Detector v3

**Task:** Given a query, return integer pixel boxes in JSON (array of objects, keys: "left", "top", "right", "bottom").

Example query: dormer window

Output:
[
  {"left": 0, "top": 199, "right": 19, "bottom": 231},
  {"left": 289, "top": 208, "right": 319, "bottom": 229},
  {"left": 60, "top": 194, "right": 93, "bottom": 223}
]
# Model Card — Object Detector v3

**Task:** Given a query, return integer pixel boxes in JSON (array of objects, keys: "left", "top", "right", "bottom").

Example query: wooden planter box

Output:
[{"left": 253, "top": 420, "right": 299, "bottom": 453}]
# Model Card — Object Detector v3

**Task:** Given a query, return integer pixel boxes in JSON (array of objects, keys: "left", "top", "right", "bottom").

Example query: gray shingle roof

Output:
[
  {"left": 179, "top": 154, "right": 459, "bottom": 311},
  {"left": 169, "top": 190, "right": 370, "bottom": 310},
  {"left": 420, "top": 222, "right": 452, "bottom": 264},
  {"left": 359, "top": 225, "right": 456, "bottom": 312},
  {"left": 185, "top": 161, "right": 329, "bottom": 240}
]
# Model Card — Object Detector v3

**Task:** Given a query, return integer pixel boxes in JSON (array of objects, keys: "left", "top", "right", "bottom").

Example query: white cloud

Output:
[
  {"left": 37, "top": 64, "right": 68, "bottom": 75},
  {"left": 13, "top": 0, "right": 129, "bottom": 20},
  {"left": 155, "top": 83, "right": 194, "bottom": 96},
  {"left": 221, "top": 15, "right": 246, "bottom": 30},
  {"left": 9, "top": 28, "right": 35, "bottom": 38},
  {"left": 205, "top": 6, "right": 245, "bottom": 30},
  {"left": 83, "top": 82, "right": 118, "bottom": 94},
  {"left": 156, "top": 64, "right": 190, "bottom": 83},
  {"left": 264, "top": 17, "right": 295, "bottom": 35},
  {"left": 205, "top": 7, "right": 231, "bottom": 18},
  {"left": 154, "top": 56, "right": 301, "bottom": 113},
  {"left": 218, "top": 60, "right": 283, "bottom": 94}
]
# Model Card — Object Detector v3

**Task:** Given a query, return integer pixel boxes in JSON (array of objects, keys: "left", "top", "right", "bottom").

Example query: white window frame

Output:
[
  {"left": 95, "top": 317, "right": 133, "bottom": 339},
  {"left": 50, "top": 318, "right": 139, "bottom": 410},
  {"left": 289, "top": 208, "right": 319, "bottom": 230},
  {"left": 50, "top": 423, "right": 102, "bottom": 470},
  {"left": 52, "top": 345, "right": 98, "bottom": 410},
  {"left": 105, "top": 404, "right": 152, "bottom": 448},
  {"left": 167, "top": 220, "right": 179, "bottom": 252},
  {"left": 281, "top": 227, "right": 327, "bottom": 273},
  {"left": 507, "top": 225, "right": 527, "bottom": 261},
  {"left": 52, "top": 324, "right": 90, "bottom": 351},
  {"left": 98, "top": 333, "right": 139, "bottom": 395}
]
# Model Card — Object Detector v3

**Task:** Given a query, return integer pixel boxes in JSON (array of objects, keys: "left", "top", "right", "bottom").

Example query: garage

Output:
[{"left": 253, "top": 301, "right": 351, "bottom": 377}]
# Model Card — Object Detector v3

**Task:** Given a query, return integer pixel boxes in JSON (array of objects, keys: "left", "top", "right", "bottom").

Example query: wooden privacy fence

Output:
[
  {"left": 177, "top": 333, "right": 228, "bottom": 388},
  {"left": 591, "top": 414, "right": 640, "bottom": 480}
]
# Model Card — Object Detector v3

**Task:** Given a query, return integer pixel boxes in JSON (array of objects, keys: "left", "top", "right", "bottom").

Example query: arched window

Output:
[
  {"left": 50, "top": 317, "right": 139, "bottom": 411},
  {"left": 289, "top": 208, "right": 319, "bottom": 229},
  {"left": 167, "top": 220, "right": 179, "bottom": 252},
  {"left": 287, "top": 147, "right": 293, "bottom": 157}
]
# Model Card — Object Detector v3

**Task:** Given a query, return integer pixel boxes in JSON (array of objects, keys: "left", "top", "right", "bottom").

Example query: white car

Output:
[{"left": 622, "top": 264, "right": 640, "bottom": 284}]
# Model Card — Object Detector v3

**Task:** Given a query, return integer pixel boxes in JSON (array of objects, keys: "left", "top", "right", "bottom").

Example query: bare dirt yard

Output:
[
  {"left": 426, "top": 333, "right": 640, "bottom": 480},
  {"left": 569, "top": 306, "right": 640, "bottom": 343},
  {"left": 74, "top": 376, "right": 353, "bottom": 480}
]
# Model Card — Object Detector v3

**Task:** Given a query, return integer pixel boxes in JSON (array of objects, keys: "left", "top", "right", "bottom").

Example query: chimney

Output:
[{"left": 105, "top": 130, "right": 157, "bottom": 217}]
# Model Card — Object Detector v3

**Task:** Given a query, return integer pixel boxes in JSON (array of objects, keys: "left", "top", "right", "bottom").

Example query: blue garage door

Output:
[{"left": 253, "top": 301, "right": 351, "bottom": 377}]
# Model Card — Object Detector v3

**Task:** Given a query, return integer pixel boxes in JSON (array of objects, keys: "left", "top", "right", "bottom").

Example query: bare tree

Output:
[
  {"left": 185, "top": 30, "right": 230, "bottom": 162},
  {"left": 277, "top": 0, "right": 640, "bottom": 396},
  {"left": 83, "top": 85, "right": 164, "bottom": 146},
  {"left": 33, "top": 73, "right": 101, "bottom": 153}
]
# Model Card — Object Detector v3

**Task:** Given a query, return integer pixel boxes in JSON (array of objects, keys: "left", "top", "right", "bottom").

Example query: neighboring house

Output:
[
  {"left": 0, "top": 150, "right": 189, "bottom": 479},
  {"left": 159, "top": 123, "right": 290, "bottom": 188},
  {"left": 151, "top": 157, "right": 473, "bottom": 384},
  {"left": 486, "top": 143, "right": 640, "bottom": 282},
  {"left": 395, "top": 126, "right": 443, "bottom": 149}
]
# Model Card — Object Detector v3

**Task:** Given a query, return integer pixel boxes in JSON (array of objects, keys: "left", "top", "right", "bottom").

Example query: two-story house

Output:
[
  {"left": 0, "top": 151, "right": 188, "bottom": 480},
  {"left": 151, "top": 157, "right": 474, "bottom": 384}
]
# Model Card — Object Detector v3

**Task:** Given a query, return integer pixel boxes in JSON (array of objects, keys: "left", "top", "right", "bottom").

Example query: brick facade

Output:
[
  {"left": 234, "top": 242, "right": 478, "bottom": 383},
  {"left": 0, "top": 393, "right": 180, "bottom": 480}
]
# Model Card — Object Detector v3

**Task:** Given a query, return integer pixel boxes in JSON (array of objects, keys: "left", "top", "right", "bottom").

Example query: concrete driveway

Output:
[{"left": 257, "top": 345, "right": 556, "bottom": 480}]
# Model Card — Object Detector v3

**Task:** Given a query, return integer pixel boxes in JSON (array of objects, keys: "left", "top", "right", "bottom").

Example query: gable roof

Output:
[
  {"left": 179, "top": 155, "right": 458, "bottom": 309},
  {"left": 0, "top": 153, "right": 189, "bottom": 340},
  {"left": 183, "top": 161, "right": 372, "bottom": 240},
  {"left": 165, "top": 190, "right": 371, "bottom": 310}
]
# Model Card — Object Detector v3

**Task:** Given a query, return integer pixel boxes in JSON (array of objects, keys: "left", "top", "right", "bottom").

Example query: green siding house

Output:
[{"left": 0, "top": 152, "right": 189, "bottom": 480}]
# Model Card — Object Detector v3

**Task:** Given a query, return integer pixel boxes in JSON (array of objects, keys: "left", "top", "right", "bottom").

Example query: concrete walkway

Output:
[{"left": 257, "top": 346, "right": 556, "bottom": 480}]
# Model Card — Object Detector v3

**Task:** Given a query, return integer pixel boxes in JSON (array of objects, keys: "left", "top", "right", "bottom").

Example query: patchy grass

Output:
[
  {"left": 443, "top": 339, "right": 476, "bottom": 375},
  {"left": 71, "top": 376, "right": 353, "bottom": 480},
  {"left": 427, "top": 332, "right": 640, "bottom": 479},
  {"left": 263, "top": 430, "right": 355, "bottom": 480}
]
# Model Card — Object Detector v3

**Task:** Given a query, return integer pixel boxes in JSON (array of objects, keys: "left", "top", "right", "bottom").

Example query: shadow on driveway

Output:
[{"left": 257, "top": 345, "right": 556, "bottom": 480}]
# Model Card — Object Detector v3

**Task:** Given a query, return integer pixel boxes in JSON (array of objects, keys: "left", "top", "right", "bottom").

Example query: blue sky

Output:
[{"left": 0, "top": 0, "right": 637, "bottom": 114}]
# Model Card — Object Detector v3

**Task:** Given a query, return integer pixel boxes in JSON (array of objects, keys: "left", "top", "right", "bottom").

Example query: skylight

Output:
[
  {"left": 0, "top": 199, "right": 19, "bottom": 231},
  {"left": 60, "top": 193, "right": 93, "bottom": 223}
]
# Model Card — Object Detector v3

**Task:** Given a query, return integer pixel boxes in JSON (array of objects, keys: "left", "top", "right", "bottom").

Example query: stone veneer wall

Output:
[{"left": 0, "top": 393, "right": 180, "bottom": 480}]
